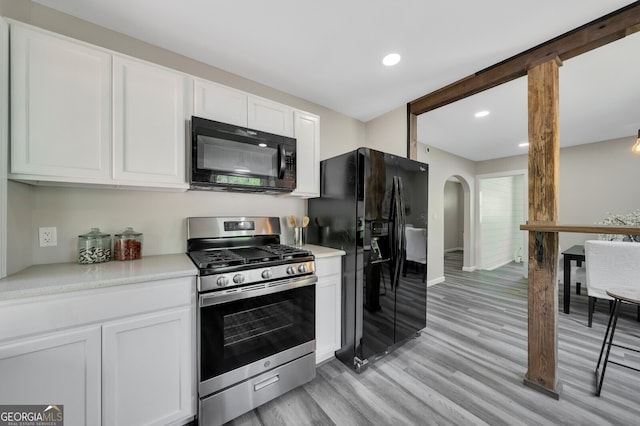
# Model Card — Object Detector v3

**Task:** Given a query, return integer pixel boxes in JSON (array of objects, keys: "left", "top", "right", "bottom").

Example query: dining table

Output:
[{"left": 562, "top": 244, "right": 585, "bottom": 314}]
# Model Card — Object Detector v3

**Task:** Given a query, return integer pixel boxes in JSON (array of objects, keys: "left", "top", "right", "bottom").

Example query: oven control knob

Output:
[
  {"left": 216, "top": 276, "right": 229, "bottom": 287},
  {"left": 233, "top": 274, "right": 245, "bottom": 284},
  {"left": 286, "top": 266, "right": 296, "bottom": 275},
  {"left": 261, "top": 269, "right": 273, "bottom": 279},
  {"left": 298, "top": 264, "right": 307, "bottom": 273}
]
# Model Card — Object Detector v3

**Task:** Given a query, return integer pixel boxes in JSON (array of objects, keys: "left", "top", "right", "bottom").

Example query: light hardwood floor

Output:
[{"left": 227, "top": 251, "right": 640, "bottom": 425}]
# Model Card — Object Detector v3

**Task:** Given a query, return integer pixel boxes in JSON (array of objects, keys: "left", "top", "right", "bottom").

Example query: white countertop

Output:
[
  {"left": 0, "top": 254, "right": 198, "bottom": 301},
  {"left": 302, "top": 244, "right": 346, "bottom": 258},
  {"left": 0, "top": 246, "right": 343, "bottom": 302}
]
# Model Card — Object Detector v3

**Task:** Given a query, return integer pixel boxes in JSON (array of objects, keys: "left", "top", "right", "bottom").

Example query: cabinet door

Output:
[
  {"left": 113, "top": 56, "right": 189, "bottom": 186},
  {"left": 1, "top": 18, "right": 7, "bottom": 280},
  {"left": 248, "top": 95, "right": 294, "bottom": 137},
  {"left": 0, "top": 326, "right": 101, "bottom": 426},
  {"left": 194, "top": 79, "right": 248, "bottom": 126},
  {"left": 290, "top": 111, "right": 320, "bottom": 198},
  {"left": 315, "top": 257, "right": 342, "bottom": 364},
  {"left": 102, "top": 307, "right": 194, "bottom": 426},
  {"left": 10, "top": 24, "right": 111, "bottom": 179}
]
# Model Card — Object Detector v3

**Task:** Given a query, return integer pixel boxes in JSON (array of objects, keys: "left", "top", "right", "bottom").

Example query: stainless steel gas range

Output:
[{"left": 186, "top": 217, "right": 316, "bottom": 426}]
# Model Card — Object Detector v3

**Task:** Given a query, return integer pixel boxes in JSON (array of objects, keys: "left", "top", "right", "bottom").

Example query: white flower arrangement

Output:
[{"left": 598, "top": 209, "right": 640, "bottom": 242}]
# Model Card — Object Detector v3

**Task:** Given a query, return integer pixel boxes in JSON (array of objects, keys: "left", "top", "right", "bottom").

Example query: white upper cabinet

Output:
[
  {"left": 194, "top": 79, "right": 248, "bottom": 126},
  {"left": 194, "top": 81, "right": 294, "bottom": 137},
  {"left": 7, "top": 21, "right": 319, "bottom": 194},
  {"left": 291, "top": 111, "right": 320, "bottom": 198},
  {"left": 113, "top": 56, "right": 189, "bottom": 186},
  {"left": 193, "top": 79, "right": 319, "bottom": 197},
  {"left": 8, "top": 21, "right": 189, "bottom": 190},
  {"left": 10, "top": 24, "right": 112, "bottom": 179},
  {"left": 248, "top": 95, "right": 294, "bottom": 137}
]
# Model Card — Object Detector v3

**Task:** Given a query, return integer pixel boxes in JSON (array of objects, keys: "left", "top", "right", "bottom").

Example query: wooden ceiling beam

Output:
[{"left": 409, "top": 1, "right": 640, "bottom": 116}]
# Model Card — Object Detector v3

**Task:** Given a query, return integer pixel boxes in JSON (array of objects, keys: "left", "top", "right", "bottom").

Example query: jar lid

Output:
[
  {"left": 115, "top": 227, "right": 142, "bottom": 238},
  {"left": 78, "top": 227, "right": 110, "bottom": 239}
]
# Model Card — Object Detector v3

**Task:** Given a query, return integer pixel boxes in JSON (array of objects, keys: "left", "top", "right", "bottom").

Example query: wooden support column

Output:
[{"left": 523, "top": 57, "right": 562, "bottom": 398}]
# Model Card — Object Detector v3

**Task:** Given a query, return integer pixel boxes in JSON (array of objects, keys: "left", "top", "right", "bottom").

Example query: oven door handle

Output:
[{"left": 199, "top": 275, "right": 317, "bottom": 307}]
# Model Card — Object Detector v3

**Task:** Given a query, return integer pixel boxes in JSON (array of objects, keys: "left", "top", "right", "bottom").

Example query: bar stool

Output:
[{"left": 595, "top": 288, "right": 640, "bottom": 396}]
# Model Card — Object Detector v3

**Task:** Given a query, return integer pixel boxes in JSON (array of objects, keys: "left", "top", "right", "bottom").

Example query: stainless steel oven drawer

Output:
[{"left": 199, "top": 352, "right": 315, "bottom": 426}]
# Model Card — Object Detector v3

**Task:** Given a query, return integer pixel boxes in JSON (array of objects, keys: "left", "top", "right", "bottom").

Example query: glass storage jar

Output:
[
  {"left": 77, "top": 228, "right": 111, "bottom": 264},
  {"left": 113, "top": 227, "right": 143, "bottom": 261}
]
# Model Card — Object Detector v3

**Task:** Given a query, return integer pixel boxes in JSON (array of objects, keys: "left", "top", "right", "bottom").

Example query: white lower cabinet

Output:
[
  {"left": 0, "top": 276, "right": 196, "bottom": 426},
  {"left": 0, "top": 326, "right": 102, "bottom": 426},
  {"left": 315, "top": 256, "right": 342, "bottom": 364},
  {"left": 102, "top": 307, "right": 193, "bottom": 426}
]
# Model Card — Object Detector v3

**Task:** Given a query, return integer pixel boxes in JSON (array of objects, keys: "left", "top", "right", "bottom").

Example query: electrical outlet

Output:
[{"left": 39, "top": 227, "right": 57, "bottom": 247}]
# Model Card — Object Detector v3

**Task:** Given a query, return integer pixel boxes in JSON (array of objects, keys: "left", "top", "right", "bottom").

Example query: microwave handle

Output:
[{"left": 278, "top": 144, "right": 286, "bottom": 179}]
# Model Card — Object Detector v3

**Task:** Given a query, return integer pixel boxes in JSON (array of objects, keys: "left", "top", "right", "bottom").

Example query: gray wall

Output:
[
  {"left": 477, "top": 136, "right": 640, "bottom": 252},
  {"left": 415, "top": 134, "right": 640, "bottom": 284},
  {"left": 418, "top": 144, "right": 476, "bottom": 284},
  {"left": 364, "top": 107, "right": 407, "bottom": 157},
  {"left": 443, "top": 181, "right": 463, "bottom": 251}
]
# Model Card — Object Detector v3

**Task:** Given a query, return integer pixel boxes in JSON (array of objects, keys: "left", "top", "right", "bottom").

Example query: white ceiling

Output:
[
  {"left": 420, "top": 29, "right": 640, "bottom": 161},
  {"left": 33, "top": 0, "right": 640, "bottom": 161}
]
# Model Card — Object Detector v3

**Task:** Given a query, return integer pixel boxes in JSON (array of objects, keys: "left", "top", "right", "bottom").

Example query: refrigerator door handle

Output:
[
  {"left": 395, "top": 176, "right": 407, "bottom": 289},
  {"left": 390, "top": 176, "right": 404, "bottom": 290},
  {"left": 389, "top": 177, "right": 397, "bottom": 289}
]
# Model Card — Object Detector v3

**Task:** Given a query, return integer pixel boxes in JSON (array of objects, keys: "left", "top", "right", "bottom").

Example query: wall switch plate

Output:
[{"left": 39, "top": 227, "right": 57, "bottom": 247}]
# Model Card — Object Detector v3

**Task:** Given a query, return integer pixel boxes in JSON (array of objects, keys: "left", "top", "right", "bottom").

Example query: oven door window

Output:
[
  {"left": 197, "top": 135, "right": 279, "bottom": 178},
  {"left": 200, "top": 285, "right": 315, "bottom": 381}
]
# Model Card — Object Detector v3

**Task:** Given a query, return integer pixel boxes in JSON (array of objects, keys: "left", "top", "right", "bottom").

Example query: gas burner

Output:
[
  {"left": 229, "top": 247, "right": 281, "bottom": 264},
  {"left": 190, "top": 249, "right": 245, "bottom": 269},
  {"left": 258, "top": 244, "right": 312, "bottom": 259},
  {"left": 186, "top": 217, "right": 316, "bottom": 291}
]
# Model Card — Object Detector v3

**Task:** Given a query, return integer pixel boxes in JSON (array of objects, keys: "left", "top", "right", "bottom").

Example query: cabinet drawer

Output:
[
  {"left": 0, "top": 276, "right": 195, "bottom": 342},
  {"left": 315, "top": 257, "right": 342, "bottom": 279}
]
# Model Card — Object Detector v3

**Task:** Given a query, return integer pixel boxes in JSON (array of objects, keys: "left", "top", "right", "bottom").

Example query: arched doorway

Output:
[{"left": 443, "top": 175, "right": 472, "bottom": 276}]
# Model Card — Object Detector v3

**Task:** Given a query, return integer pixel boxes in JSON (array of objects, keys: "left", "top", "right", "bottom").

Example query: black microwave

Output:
[{"left": 190, "top": 116, "right": 296, "bottom": 193}]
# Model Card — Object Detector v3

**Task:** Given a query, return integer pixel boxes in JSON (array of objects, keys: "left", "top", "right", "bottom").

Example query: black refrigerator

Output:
[{"left": 307, "top": 147, "right": 428, "bottom": 372}]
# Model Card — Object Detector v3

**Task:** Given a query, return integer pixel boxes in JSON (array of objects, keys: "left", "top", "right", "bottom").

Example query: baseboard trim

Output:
[
  {"left": 427, "top": 276, "right": 445, "bottom": 287},
  {"left": 444, "top": 247, "right": 463, "bottom": 253},
  {"left": 462, "top": 266, "right": 476, "bottom": 272},
  {"left": 481, "top": 260, "right": 513, "bottom": 271}
]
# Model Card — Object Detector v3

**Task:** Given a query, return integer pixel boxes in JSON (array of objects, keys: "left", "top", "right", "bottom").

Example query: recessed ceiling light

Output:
[
  {"left": 258, "top": 143, "right": 267, "bottom": 147},
  {"left": 519, "top": 142, "right": 529, "bottom": 148},
  {"left": 474, "top": 110, "right": 490, "bottom": 118},
  {"left": 382, "top": 53, "right": 401, "bottom": 66}
]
